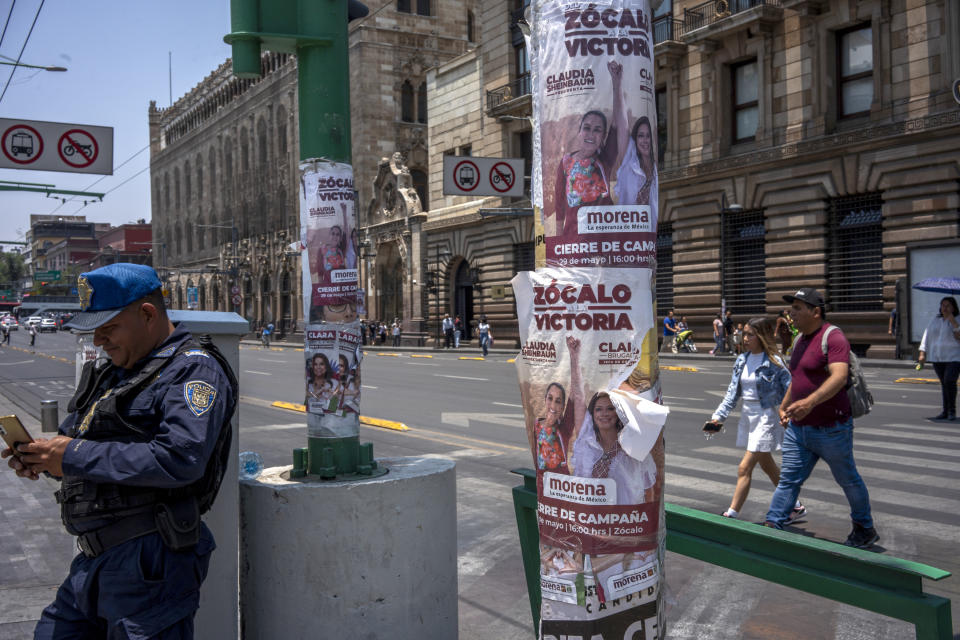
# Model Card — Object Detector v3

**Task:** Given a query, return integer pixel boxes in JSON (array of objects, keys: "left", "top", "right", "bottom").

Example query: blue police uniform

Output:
[{"left": 34, "top": 264, "right": 237, "bottom": 640}]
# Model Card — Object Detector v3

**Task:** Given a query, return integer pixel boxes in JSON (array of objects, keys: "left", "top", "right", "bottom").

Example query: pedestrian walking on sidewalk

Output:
[
  {"left": 661, "top": 310, "right": 678, "bottom": 353},
  {"left": 2, "top": 263, "right": 238, "bottom": 639},
  {"left": 917, "top": 296, "right": 960, "bottom": 421},
  {"left": 28, "top": 322, "right": 37, "bottom": 347},
  {"left": 392, "top": 318, "right": 402, "bottom": 347},
  {"left": 711, "top": 314, "right": 724, "bottom": 355},
  {"left": 705, "top": 317, "right": 804, "bottom": 521},
  {"left": 764, "top": 287, "right": 879, "bottom": 549},
  {"left": 454, "top": 315, "right": 463, "bottom": 348},
  {"left": 442, "top": 314, "right": 454, "bottom": 349},
  {"left": 478, "top": 316, "right": 491, "bottom": 357},
  {"left": 724, "top": 310, "right": 735, "bottom": 354}
]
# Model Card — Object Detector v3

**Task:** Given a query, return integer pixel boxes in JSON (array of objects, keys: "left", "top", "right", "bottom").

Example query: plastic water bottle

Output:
[{"left": 239, "top": 451, "right": 264, "bottom": 480}]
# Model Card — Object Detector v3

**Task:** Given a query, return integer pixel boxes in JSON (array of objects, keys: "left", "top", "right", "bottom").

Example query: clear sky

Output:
[{"left": 0, "top": 0, "right": 233, "bottom": 246}]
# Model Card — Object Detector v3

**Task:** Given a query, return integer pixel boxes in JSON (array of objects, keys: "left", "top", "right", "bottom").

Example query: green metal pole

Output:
[{"left": 296, "top": 0, "right": 350, "bottom": 163}]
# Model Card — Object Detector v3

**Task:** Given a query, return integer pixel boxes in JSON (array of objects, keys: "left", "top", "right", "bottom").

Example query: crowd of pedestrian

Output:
[{"left": 360, "top": 318, "right": 402, "bottom": 346}]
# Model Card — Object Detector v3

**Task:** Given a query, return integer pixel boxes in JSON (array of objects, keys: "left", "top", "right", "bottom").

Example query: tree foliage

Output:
[{"left": 0, "top": 251, "right": 25, "bottom": 288}]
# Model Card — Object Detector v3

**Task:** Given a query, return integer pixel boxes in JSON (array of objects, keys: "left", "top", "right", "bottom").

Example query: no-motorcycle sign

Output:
[{"left": 0, "top": 117, "right": 113, "bottom": 175}]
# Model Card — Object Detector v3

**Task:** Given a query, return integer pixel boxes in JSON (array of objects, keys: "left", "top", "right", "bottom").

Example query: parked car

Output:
[
  {"left": 39, "top": 318, "right": 58, "bottom": 333},
  {"left": 0, "top": 317, "right": 17, "bottom": 331}
]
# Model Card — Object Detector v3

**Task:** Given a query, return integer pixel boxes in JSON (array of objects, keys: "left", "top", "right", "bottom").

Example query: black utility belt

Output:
[{"left": 75, "top": 500, "right": 200, "bottom": 558}]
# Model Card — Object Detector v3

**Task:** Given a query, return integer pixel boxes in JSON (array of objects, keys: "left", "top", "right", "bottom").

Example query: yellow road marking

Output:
[
  {"left": 459, "top": 356, "right": 485, "bottom": 361},
  {"left": 507, "top": 358, "right": 516, "bottom": 363},
  {"left": 662, "top": 365, "right": 698, "bottom": 372},
  {"left": 377, "top": 352, "right": 401, "bottom": 357},
  {"left": 269, "top": 401, "right": 409, "bottom": 431},
  {"left": 894, "top": 377, "right": 938, "bottom": 384},
  {"left": 410, "top": 354, "right": 433, "bottom": 358}
]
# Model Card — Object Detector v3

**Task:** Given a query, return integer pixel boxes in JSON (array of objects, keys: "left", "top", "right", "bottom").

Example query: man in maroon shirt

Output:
[{"left": 763, "top": 287, "right": 879, "bottom": 548}]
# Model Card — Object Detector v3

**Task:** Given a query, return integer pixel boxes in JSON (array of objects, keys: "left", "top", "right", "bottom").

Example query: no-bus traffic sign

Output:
[
  {"left": 442, "top": 156, "right": 524, "bottom": 197},
  {"left": 0, "top": 117, "right": 113, "bottom": 175}
]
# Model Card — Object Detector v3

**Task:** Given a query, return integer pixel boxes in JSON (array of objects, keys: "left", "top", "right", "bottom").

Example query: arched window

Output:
[
  {"left": 277, "top": 105, "right": 288, "bottom": 156},
  {"left": 258, "top": 117, "right": 268, "bottom": 168},
  {"left": 174, "top": 167, "right": 181, "bottom": 209},
  {"left": 196, "top": 156, "right": 203, "bottom": 200},
  {"left": 411, "top": 168, "right": 428, "bottom": 211},
  {"left": 417, "top": 83, "right": 427, "bottom": 124},
  {"left": 224, "top": 139, "right": 233, "bottom": 188},
  {"left": 184, "top": 160, "right": 191, "bottom": 204},
  {"left": 164, "top": 173, "right": 170, "bottom": 211},
  {"left": 241, "top": 128, "right": 249, "bottom": 172},
  {"left": 401, "top": 81, "right": 415, "bottom": 122}
]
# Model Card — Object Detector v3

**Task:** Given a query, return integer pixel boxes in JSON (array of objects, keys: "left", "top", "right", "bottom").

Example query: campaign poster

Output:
[
  {"left": 528, "top": 0, "right": 659, "bottom": 269},
  {"left": 299, "top": 160, "right": 361, "bottom": 324},
  {"left": 304, "top": 324, "right": 362, "bottom": 438}
]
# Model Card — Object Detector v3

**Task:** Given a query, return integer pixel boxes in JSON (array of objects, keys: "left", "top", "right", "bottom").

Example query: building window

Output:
[
  {"left": 417, "top": 82, "right": 428, "bottom": 124},
  {"left": 655, "top": 87, "right": 667, "bottom": 165},
  {"left": 411, "top": 168, "right": 428, "bottom": 211},
  {"left": 467, "top": 10, "right": 476, "bottom": 42},
  {"left": 184, "top": 161, "right": 191, "bottom": 204},
  {"left": 827, "top": 193, "right": 883, "bottom": 311},
  {"left": 516, "top": 130, "right": 532, "bottom": 195},
  {"left": 416, "top": 0, "right": 430, "bottom": 16},
  {"left": 459, "top": 144, "right": 472, "bottom": 157},
  {"left": 722, "top": 208, "right": 765, "bottom": 314},
  {"left": 397, "top": 0, "right": 410, "bottom": 12},
  {"left": 513, "top": 241, "right": 535, "bottom": 273},
  {"left": 196, "top": 161, "right": 203, "bottom": 200},
  {"left": 515, "top": 42, "right": 530, "bottom": 96},
  {"left": 656, "top": 222, "right": 674, "bottom": 312},
  {"left": 401, "top": 81, "right": 415, "bottom": 122},
  {"left": 731, "top": 60, "right": 758, "bottom": 143},
  {"left": 838, "top": 25, "right": 873, "bottom": 118}
]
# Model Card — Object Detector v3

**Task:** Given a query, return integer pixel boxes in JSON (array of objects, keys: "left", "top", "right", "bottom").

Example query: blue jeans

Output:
[{"left": 765, "top": 418, "right": 873, "bottom": 529}]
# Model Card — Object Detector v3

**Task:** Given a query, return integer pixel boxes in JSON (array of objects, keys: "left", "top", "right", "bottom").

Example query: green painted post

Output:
[{"left": 226, "top": 0, "right": 372, "bottom": 480}]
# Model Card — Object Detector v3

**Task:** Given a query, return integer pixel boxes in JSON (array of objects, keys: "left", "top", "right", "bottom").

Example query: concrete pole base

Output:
[{"left": 240, "top": 456, "right": 457, "bottom": 639}]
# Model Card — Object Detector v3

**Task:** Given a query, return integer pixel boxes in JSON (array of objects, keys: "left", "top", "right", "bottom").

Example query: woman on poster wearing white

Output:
[{"left": 705, "top": 317, "right": 805, "bottom": 521}]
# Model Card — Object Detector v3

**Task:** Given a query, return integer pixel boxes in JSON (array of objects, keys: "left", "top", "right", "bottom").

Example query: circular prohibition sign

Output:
[
  {"left": 57, "top": 129, "right": 99, "bottom": 168},
  {"left": 2, "top": 123, "right": 44, "bottom": 165},
  {"left": 453, "top": 159, "right": 480, "bottom": 192},
  {"left": 489, "top": 162, "right": 516, "bottom": 193}
]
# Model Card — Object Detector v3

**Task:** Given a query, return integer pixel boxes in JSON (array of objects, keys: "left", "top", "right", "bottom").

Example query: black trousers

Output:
[{"left": 932, "top": 361, "right": 960, "bottom": 416}]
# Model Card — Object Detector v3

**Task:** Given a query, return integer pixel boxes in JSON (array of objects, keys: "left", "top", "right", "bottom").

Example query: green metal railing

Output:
[{"left": 511, "top": 468, "right": 953, "bottom": 639}]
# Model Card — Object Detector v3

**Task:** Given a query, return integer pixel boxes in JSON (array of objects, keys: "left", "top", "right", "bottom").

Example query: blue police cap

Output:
[{"left": 65, "top": 263, "right": 163, "bottom": 331}]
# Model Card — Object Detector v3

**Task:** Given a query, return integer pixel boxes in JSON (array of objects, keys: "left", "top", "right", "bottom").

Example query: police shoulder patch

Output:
[
  {"left": 154, "top": 346, "right": 177, "bottom": 358},
  {"left": 183, "top": 349, "right": 210, "bottom": 358},
  {"left": 184, "top": 380, "right": 218, "bottom": 417}
]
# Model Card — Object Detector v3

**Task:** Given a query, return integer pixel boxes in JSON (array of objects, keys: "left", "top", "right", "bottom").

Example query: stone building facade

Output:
[
  {"left": 651, "top": 0, "right": 960, "bottom": 357},
  {"left": 148, "top": 2, "right": 474, "bottom": 334}
]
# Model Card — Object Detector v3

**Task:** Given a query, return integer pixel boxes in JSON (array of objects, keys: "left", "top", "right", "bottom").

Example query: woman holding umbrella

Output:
[{"left": 918, "top": 296, "right": 960, "bottom": 421}]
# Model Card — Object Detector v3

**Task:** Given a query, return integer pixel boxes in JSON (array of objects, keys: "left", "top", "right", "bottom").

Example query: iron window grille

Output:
[
  {"left": 722, "top": 209, "right": 766, "bottom": 314},
  {"left": 827, "top": 193, "right": 883, "bottom": 311},
  {"left": 513, "top": 242, "right": 535, "bottom": 274},
  {"left": 656, "top": 223, "right": 674, "bottom": 313}
]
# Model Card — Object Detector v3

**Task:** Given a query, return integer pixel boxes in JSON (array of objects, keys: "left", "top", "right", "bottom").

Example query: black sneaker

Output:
[{"left": 844, "top": 523, "right": 879, "bottom": 549}]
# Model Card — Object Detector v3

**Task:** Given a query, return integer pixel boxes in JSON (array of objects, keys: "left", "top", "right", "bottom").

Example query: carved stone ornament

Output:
[{"left": 367, "top": 152, "right": 423, "bottom": 221}]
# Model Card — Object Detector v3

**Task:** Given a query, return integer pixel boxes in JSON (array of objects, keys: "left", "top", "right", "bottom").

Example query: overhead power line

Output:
[
  {"left": 0, "top": 1, "right": 16, "bottom": 52},
  {"left": 48, "top": 143, "right": 151, "bottom": 214},
  {"left": 0, "top": 0, "right": 44, "bottom": 106}
]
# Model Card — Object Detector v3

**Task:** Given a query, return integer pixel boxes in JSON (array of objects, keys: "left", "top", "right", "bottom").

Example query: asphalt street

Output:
[{"left": 0, "top": 329, "right": 957, "bottom": 639}]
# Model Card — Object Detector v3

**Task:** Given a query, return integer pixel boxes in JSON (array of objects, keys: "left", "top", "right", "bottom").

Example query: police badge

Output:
[
  {"left": 77, "top": 275, "right": 93, "bottom": 311},
  {"left": 184, "top": 381, "right": 218, "bottom": 417}
]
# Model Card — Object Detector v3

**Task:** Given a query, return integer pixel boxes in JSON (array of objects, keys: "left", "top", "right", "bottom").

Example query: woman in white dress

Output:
[{"left": 705, "top": 317, "right": 802, "bottom": 520}]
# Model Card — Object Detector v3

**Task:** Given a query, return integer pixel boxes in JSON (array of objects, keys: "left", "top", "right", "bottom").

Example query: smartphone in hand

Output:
[
  {"left": 0, "top": 415, "right": 34, "bottom": 458},
  {"left": 702, "top": 420, "right": 723, "bottom": 434}
]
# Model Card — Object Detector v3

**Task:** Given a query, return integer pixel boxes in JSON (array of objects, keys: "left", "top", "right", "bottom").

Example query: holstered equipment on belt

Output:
[{"left": 58, "top": 334, "right": 238, "bottom": 556}]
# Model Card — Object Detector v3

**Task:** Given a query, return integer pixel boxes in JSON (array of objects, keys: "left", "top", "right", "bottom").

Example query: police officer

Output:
[{"left": 2, "top": 263, "right": 237, "bottom": 639}]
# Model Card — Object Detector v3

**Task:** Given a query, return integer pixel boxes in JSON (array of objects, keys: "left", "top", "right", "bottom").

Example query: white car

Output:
[
  {"left": 40, "top": 318, "right": 58, "bottom": 333},
  {"left": 0, "top": 317, "right": 17, "bottom": 331},
  {"left": 26, "top": 316, "right": 42, "bottom": 327}
]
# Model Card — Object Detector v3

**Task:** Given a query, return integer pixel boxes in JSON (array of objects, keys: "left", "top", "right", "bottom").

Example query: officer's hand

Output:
[
  {"left": 16, "top": 436, "right": 71, "bottom": 477},
  {"left": 2, "top": 446, "right": 40, "bottom": 480}
]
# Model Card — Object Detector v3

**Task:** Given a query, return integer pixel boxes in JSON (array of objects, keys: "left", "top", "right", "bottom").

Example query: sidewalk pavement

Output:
[
  {"left": 247, "top": 337, "right": 918, "bottom": 370},
  {"left": 0, "top": 393, "right": 75, "bottom": 638}
]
